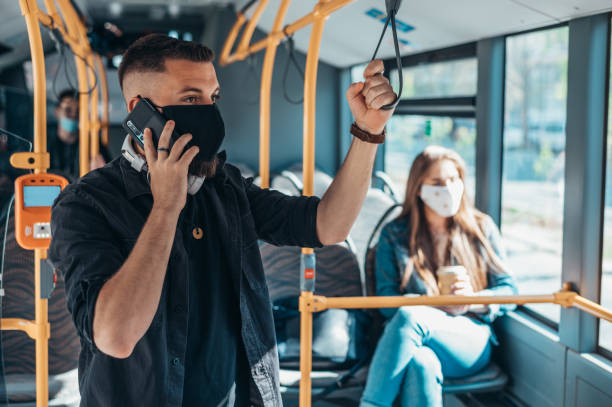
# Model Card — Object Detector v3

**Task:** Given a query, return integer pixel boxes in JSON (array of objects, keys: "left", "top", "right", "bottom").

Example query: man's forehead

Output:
[
  {"left": 124, "top": 59, "right": 219, "bottom": 97},
  {"left": 59, "top": 97, "right": 78, "bottom": 106},
  {"left": 153, "top": 59, "right": 218, "bottom": 87}
]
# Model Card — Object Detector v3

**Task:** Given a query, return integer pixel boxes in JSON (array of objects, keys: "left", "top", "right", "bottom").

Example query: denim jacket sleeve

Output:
[
  {"left": 375, "top": 224, "right": 403, "bottom": 319},
  {"left": 48, "top": 187, "right": 124, "bottom": 354},
  {"left": 243, "top": 177, "right": 322, "bottom": 248},
  {"left": 474, "top": 216, "right": 518, "bottom": 323}
]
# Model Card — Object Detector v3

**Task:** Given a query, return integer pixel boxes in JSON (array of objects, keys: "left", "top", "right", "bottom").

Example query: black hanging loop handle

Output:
[
  {"left": 282, "top": 26, "right": 305, "bottom": 105},
  {"left": 371, "top": 0, "right": 403, "bottom": 111}
]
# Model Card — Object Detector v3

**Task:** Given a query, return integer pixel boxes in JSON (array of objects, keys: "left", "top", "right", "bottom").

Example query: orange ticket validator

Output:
[{"left": 14, "top": 173, "right": 69, "bottom": 250}]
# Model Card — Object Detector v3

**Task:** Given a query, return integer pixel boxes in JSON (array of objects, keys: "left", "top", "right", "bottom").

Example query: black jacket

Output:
[{"left": 49, "top": 152, "right": 322, "bottom": 406}]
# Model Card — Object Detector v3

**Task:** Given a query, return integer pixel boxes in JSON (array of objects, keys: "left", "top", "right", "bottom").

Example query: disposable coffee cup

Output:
[{"left": 437, "top": 265, "right": 468, "bottom": 295}]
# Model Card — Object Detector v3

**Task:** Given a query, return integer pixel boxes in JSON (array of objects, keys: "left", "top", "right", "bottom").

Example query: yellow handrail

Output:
[
  {"left": 14, "top": 3, "right": 52, "bottom": 405},
  {"left": 7, "top": 2, "right": 106, "bottom": 406},
  {"left": 95, "top": 54, "right": 110, "bottom": 147},
  {"left": 56, "top": 0, "right": 93, "bottom": 177},
  {"left": 297, "top": 288, "right": 612, "bottom": 407},
  {"left": 259, "top": 0, "right": 292, "bottom": 188},
  {"left": 219, "top": 0, "right": 355, "bottom": 188},
  {"left": 305, "top": 291, "right": 612, "bottom": 323},
  {"left": 220, "top": 0, "right": 355, "bottom": 66}
]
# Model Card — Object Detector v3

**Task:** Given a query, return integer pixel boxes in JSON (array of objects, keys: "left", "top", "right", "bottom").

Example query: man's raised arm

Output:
[{"left": 316, "top": 59, "right": 397, "bottom": 245}]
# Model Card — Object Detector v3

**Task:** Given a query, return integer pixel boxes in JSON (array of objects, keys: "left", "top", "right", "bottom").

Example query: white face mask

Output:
[{"left": 420, "top": 179, "right": 464, "bottom": 218}]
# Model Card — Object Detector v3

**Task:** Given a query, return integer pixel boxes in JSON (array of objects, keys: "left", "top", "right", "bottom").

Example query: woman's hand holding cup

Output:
[{"left": 437, "top": 265, "right": 472, "bottom": 316}]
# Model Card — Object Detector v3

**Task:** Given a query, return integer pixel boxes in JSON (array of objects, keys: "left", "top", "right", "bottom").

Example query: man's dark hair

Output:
[
  {"left": 57, "top": 89, "right": 77, "bottom": 104},
  {"left": 117, "top": 33, "right": 215, "bottom": 90}
]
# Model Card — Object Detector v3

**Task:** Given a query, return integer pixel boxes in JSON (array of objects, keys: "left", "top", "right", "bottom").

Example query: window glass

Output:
[
  {"left": 501, "top": 26, "right": 569, "bottom": 323},
  {"left": 599, "top": 22, "right": 612, "bottom": 353},
  {"left": 385, "top": 115, "right": 476, "bottom": 200},
  {"left": 390, "top": 58, "right": 477, "bottom": 99},
  {"left": 351, "top": 63, "right": 368, "bottom": 83}
]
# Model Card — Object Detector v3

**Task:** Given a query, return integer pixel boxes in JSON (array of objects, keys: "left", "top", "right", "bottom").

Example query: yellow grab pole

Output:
[
  {"left": 303, "top": 292, "right": 612, "bottom": 324},
  {"left": 219, "top": 12, "right": 248, "bottom": 66},
  {"left": 220, "top": 0, "right": 355, "bottom": 66},
  {"left": 318, "top": 294, "right": 558, "bottom": 310},
  {"left": 20, "top": 0, "right": 47, "bottom": 167},
  {"left": 87, "top": 52, "right": 100, "bottom": 159},
  {"left": 300, "top": 3, "right": 331, "bottom": 406},
  {"left": 19, "top": 2, "right": 51, "bottom": 405},
  {"left": 259, "top": 0, "right": 292, "bottom": 188},
  {"left": 237, "top": 0, "right": 270, "bottom": 55},
  {"left": 34, "top": 249, "right": 50, "bottom": 407},
  {"left": 570, "top": 295, "right": 612, "bottom": 322},
  {"left": 75, "top": 53, "right": 89, "bottom": 176},
  {"left": 57, "top": 0, "right": 91, "bottom": 176},
  {"left": 299, "top": 290, "right": 314, "bottom": 407},
  {"left": 95, "top": 54, "right": 110, "bottom": 146},
  {"left": 302, "top": 2, "right": 328, "bottom": 198}
]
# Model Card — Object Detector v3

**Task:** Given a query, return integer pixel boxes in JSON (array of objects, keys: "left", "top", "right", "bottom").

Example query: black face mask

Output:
[{"left": 161, "top": 104, "right": 225, "bottom": 162}]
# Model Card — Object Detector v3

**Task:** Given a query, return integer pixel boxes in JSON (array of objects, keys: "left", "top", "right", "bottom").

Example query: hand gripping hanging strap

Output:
[{"left": 371, "top": 0, "right": 403, "bottom": 111}]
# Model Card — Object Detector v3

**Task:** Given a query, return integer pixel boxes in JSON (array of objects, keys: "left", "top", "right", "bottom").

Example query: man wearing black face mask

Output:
[{"left": 48, "top": 33, "right": 397, "bottom": 407}]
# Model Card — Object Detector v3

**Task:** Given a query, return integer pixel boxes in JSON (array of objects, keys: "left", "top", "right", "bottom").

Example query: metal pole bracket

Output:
[{"left": 10, "top": 152, "right": 50, "bottom": 171}]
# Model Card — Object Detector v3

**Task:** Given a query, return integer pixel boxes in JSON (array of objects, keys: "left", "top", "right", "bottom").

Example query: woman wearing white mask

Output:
[{"left": 360, "top": 146, "right": 517, "bottom": 407}]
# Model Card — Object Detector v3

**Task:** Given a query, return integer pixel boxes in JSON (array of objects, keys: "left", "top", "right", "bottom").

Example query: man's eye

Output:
[
  {"left": 212, "top": 94, "right": 221, "bottom": 102},
  {"left": 184, "top": 96, "right": 199, "bottom": 103}
]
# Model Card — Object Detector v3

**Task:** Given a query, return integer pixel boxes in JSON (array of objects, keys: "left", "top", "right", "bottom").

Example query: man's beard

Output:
[{"left": 189, "top": 157, "right": 219, "bottom": 178}]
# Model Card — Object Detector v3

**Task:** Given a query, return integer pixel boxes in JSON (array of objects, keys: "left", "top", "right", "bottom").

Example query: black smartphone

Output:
[{"left": 122, "top": 98, "right": 181, "bottom": 150}]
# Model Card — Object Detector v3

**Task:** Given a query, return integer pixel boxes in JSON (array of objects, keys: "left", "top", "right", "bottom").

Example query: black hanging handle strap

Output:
[{"left": 371, "top": 0, "right": 403, "bottom": 111}]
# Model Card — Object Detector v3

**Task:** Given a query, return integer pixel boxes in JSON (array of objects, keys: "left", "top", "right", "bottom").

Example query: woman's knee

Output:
[
  {"left": 392, "top": 306, "right": 439, "bottom": 329},
  {"left": 407, "top": 346, "right": 443, "bottom": 383}
]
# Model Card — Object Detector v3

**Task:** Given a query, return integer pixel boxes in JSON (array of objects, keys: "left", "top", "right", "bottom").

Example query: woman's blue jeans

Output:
[{"left": 360, "top": 306, "right": 492, "bottom": 407}]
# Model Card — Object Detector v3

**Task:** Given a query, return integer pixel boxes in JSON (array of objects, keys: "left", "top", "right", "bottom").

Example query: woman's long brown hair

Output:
[{"left": 399, "top": 146, "right": 507, "bottom": 294}]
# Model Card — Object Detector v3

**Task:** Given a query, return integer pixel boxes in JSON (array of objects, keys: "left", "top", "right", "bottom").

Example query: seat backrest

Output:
[
  {"left": 260, "top": 241, "right": 362, "bottom": 301},
  {"left": 372, "top": 170, "right": 401, "bottom": 203},
  {"left": 364, "top": 204, "right": 403, "bottom": 297},
  {"left": 1, "top": 212, "right": 80, "bottom": 375},
  {"left": 229, "top": 162, "right": 255, "bottom": 179},
  {"left": 270, "top": 163, "right": 333, "bottom": 198},
  {"left": 349, "top": 189, "right": 398, "bottom": 274}
]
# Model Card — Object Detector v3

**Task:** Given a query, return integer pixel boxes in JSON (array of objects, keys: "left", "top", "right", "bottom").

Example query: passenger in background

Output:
[
  {"left": 361, "top": 146, "right": 517, "bottom": 407},
  {"left": 49, "top": 89, "right": 109, "bottom": 179}
]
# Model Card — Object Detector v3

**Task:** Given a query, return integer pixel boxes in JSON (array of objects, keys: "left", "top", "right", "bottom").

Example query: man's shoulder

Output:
[
  {"left": 54, "top": 157, "right": 128, "bottom": 212},
  {"left": 222, "top": 161, "right": 245, "bottom": 181}
]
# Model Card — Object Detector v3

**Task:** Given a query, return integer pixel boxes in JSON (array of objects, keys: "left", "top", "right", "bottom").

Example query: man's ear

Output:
[
  {"left": 127, "top": 97, "right": 140, "bottom": 113},
  {"left": 54, "top": 107, "right": 60, "bottom": 118}
]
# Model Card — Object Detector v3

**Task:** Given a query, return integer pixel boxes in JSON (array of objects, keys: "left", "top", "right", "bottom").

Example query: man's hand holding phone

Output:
[{"left": 142, "top": 120, "right": 199, "bottom": 216}]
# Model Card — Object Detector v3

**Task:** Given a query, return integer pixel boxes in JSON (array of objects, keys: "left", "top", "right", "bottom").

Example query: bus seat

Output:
[
  {"left": 271, "top": 163, "right": 333, "bottom": 197},
  {"left": 363, "top": 207, "right": 509, "bottom": 400},
  {"left": 372, "top": 171, "right": 401, "bottom": 203},
  {"left": 260, "top": 241, "right": 371, "bottom": 404},
  {"left": 349, "top": 189, "right": 399, "bottom": 281},
  {"left": 260, "top": 241, "right": 363, "bottom": 301},
  {"left": 229, "top": 161, "right": 255, "bottom": 179},
  {"left": 442, "top": 363, "right": 508, "bottom": 394},
  {"left": 1, "top": 212, "right": 80, "bottom": 405},
  {"left": 1, "top": 369, "right": 80, "bottom": 406},
  {"left": 278, "top": 365, "right": 369, "bottom": 406}
]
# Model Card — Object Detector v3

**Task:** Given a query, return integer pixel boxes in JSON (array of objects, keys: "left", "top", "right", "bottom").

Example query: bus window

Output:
[
  {"left": 374, "top": 57, "right": 477, "bottom": 199},
  {"left": 391, "top": 58, "right": 477, "bottom": 99},
  {"left": 502, "top": 26, "right": 569, "bottom": 323},
  {"left": 385, "top": 115, "right": 476, "bottom": 199},
  {"left": 599, "top": 21, "right": 612, "bottom": 354}
]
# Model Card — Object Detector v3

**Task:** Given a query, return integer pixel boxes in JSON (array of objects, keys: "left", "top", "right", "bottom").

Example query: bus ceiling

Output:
[
  {"left": 237, "top": 0, "right": 611, "bottom": 67},
  {"left": 1, "top": 1, "right": 612, "bottom": 71}
]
